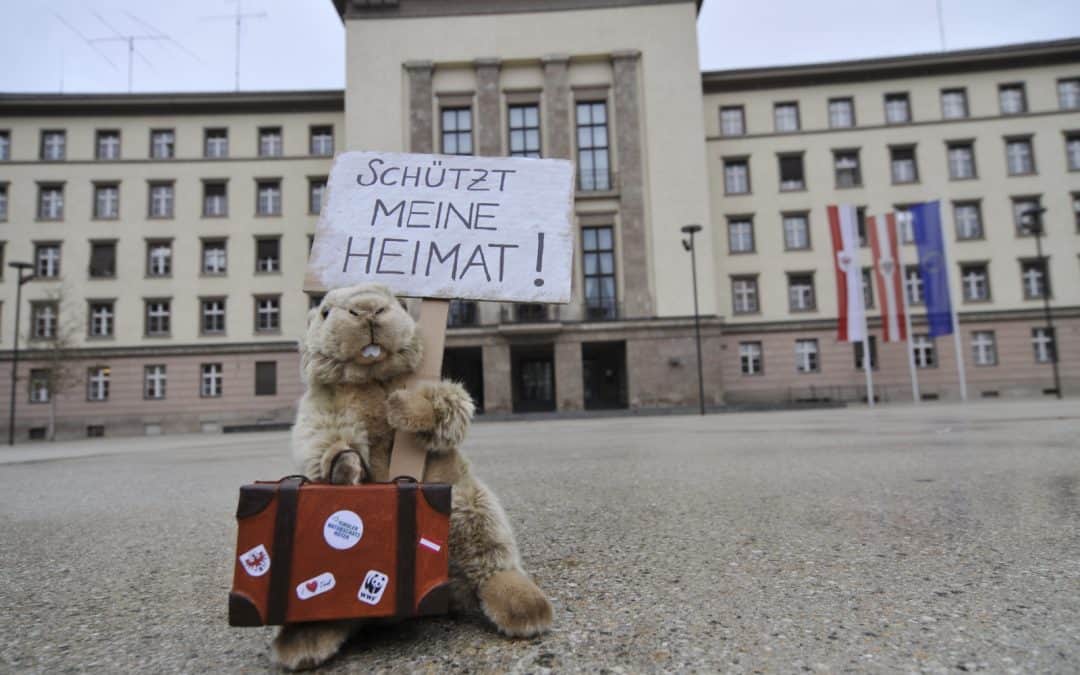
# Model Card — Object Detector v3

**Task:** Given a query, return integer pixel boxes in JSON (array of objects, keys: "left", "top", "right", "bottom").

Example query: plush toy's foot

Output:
[
  {"left": 328, "top": 448, "right": 365, "bottom": 485},
  {"left": 271, "top": 621, "right": 354, "bottom": 671},
  {"left": 478, "top": 569, "right": 553, "bottom": 638}
]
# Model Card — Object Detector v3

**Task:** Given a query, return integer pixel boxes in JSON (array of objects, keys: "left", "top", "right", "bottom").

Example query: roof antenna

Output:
[
  {"left": 85, "top": 10, "right": 169, "bottom": 92},
  {"left": 201, "top": 0, "right": 268, "bottom": 91},
  {"left": 936, "top": 0, "right": 947, "bottom": 51}
]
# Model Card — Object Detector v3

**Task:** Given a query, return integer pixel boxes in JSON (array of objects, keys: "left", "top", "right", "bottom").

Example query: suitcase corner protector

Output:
[
  {"left": 228, "top": 591, "right": 265, "bottom": 627},
  {"left": 415, "top": 581, "right": 452, "bottom": 616}
]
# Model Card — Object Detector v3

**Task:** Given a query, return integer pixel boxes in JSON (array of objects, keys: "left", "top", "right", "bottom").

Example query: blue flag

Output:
[{"left": 911, "top": 201, "right": 953, "bottom": 337}]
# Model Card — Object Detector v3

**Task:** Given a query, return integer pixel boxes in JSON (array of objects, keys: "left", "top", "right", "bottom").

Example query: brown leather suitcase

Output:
[{"left": 228, "top": 476, "right": 451, "bottom": 626}]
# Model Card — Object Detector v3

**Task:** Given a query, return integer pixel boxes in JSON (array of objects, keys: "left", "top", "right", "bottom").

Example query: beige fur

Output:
[{"left": 274, "top": 284, "right": 552, "bottom": 671}]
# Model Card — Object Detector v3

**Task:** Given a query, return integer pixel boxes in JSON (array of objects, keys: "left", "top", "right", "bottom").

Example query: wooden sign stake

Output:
[{"left": 388, "top": 298, "right": 450, "bottom": 481}]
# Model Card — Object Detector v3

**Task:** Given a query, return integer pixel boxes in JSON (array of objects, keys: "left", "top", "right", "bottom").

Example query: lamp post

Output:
[
  {"left": 681, "top": 224, "right": 706, "bottom": 415},
  {"left": 1021, "top": 207, "right": 1063, "bottom": 399},
  {"left": 8, "top": 261, "right": 35, "bottom": 445}
]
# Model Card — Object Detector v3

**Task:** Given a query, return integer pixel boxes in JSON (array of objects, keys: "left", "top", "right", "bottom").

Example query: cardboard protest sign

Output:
[{"left": 304, "top": 151, "right": 575, "bottom": 303}]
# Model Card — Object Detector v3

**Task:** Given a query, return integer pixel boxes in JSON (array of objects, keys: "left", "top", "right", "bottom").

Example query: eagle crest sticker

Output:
[
  {"left": 358, "top": 570, "right": 389, "bottom": 605},
  {"left": 239, "top": 544, "right": 270, "bottom": 577}
]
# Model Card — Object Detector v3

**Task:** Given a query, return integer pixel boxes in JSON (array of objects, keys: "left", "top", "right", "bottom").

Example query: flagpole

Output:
[
  {"left": 896, "top": 214, "right": 921, "bottom": 403},
  {"left": 951, "top": 307, "right": 968, "bottom": 401},
  {"left": 862, "top": 331, "right": 875, "bottom": 407}
]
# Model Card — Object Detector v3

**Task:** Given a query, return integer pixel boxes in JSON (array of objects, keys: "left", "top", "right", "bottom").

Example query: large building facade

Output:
[{"left": 0, "top": 0, "right": 1076, "bottom": 440}]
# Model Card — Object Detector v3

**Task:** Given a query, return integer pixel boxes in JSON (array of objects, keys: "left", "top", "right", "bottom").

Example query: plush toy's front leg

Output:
[
  {"left": 292, "top": 413, "right": 370, "bottom": 484},
  {"left": 385, "top": 380, "right": 474, "bottom": 452},
  {"left": 272, "top": 620, "right": 359, "bottom": 671}
]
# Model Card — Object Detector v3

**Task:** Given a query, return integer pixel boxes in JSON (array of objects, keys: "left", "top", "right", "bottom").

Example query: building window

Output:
[
  {"left": 999, "top": 83, "right": 1027, "bottom": 115},
  {"left": 1012, "top": 197, "right": 1042, "bottom": 235},
  {"left": 508, "top": 104, "right": 541, "bottom": 157},
  {"left": 88, "top": 301, "right": 114, "bottom": 337},
  {"left": 1005, "top": 137, "right": 1035, "bottom": 175},
  {"left": 778, "top": 154, "right": 805, "bottom": 191},
  {"left": 833, "top": 150, "right": 861, "bottom": 188},
  {"left": 732, "top": 276, "right": 758, "bottom": 314},
  {"left": 441, "top": 107, "right": 473, "bottom": 156},
  {"left": 256, "top": 179, "right": 282, "bottom": 216},
  {"left": 576, "top": 102, "right": 610, "bottom": 191},
  {"left": 904, "top": 265, "right": 924, "bottom": 305},
  {"left": 144, "top": 365, "right": 167, "bottom": 400},
  {"left": 1032, "top": 327, "right": 1056, "bottom": 364},
  {"left": 855, "top": 207, "right": 869, "bottom": 247},
  {"left": 773, "top": 102, "right": 799, "bottom": 132},
  {"left": 146, "top": 241, "right": 172, "bottom": 277},
  {"left": 150, "top": 129, "right": 175, "bottom": 159},
  {"left": 884, "top": 93, "right": 911, "bottom": 124},
  {"left": 1020, "top": 260, "right": 1049, "bottom": 299},
  {"left": 971, "top": 331, "right": 997, "bottom": 366},
  {"left": 94, "top": 183, "right": 119, "bottom": 219},
  {"left": 788, "top": 273, "right": 816, "bottom": 312},
  {"left": 41, "top": 130, "right": 66, "bottom": 160},
  {"left": 255, "top": 296, "right": 281, "bottom": 332},
  {"left": 29, "top": 369, "right": 50, "bottom": 403},
  {"left": 0, "top": 183, "right": 7, "bottom": 221},
  {"left": 203, "top": 181, "right": 227, "bottom": 217},
  {"left": 89, "top": 242, "right": 116, "bottom": 278},
  {"left": 1059, "top": 78, "right": 1080, "bottom": 110},
  {"left": 201, "top": 298, "right": 226, "bottom": 334},
  {"left": 828, "top": 97, "right": 855, "bottom": 128},
  {"left": 953, "top": 202, "right": 983, "bottom": 240},
  {"left": 947, "top": 142, "right": 976, "bottom": 179},
  {"left": 720, "top": 106, "right": 745, "bottom": 136},
  {"left": 0, "top": 130, "right": 9, "bottom": 160},
  {"left": 941, "top": 88, "right": 968, "bottom": 119},
  {"left": 739, "top": 342, "right": 763, "bottom": 375},
  {"left": 1066, "top": 134, "right": 1080, "bottom": 171},
  {"left": 795, "top": 339, "right": 820, "bottom": 373},
  {"left": 582, "top": 226, "right": 617, "bottom": 319},
  {"left": 310, "top": 125, "right": 334, "bottom": 156},
  {"left": 723, "top": 158, "right": 750, "bottom": 194},
  {"left": 259, "top": 127, "right": 283, "bottom": 157},
  {"left": 776, "top": 213, "right": 809, "bottom": 251},
  {"left": 890, "top": 146, "right": 918, "bottom": 184},
  {"left": 202, "top": 239, "right": 227, "bottom": 275},
  {"left": 1074, "top": 193, "right": 1080, "bottom": 232},
  {"left": 895, "top": 207, "right": 915, "bottom": 244},
  {"left": 447, "top": 300, "right": 478, "bottom": 327},
  {"left": 87, "top": 367, "right": 110, "bottom": 401},
  {"left": 727, "top": 217, "right": 754, "bottom": 253},
  {"left": 145, "top": 299, "right": 171, "bottom": 336},
  {"left": 854, "top": 335, "right": 878, "bottom": 370},
  {"left": 309, "top": 178, "right": 326, "bottom": 214},
  {"left": 204, "top": 128, "right": 228, "bottom": 158},
  {"left": 38, "top": 184, "right": 64, "bottom": 220},
  {"left": 35, "top": 243, "right": 61, "bottom": 278},
  {"left": 148, "top": 182, "right": 174, "bottom": 218},
  {"left": 960, "top": 263, "right": 990, "bottom": 302},
  {"left": 913, "top": 334, "right": 936, "bottom": 368},
  {"left": 256, "top": 237, "right": 281, "bottom": 273},
  {"left": 31, "top": 302, "right": 58, "bottom": 339},
  {"left": 96, "top": 130, "right": 121, "bottom": 160},
  {"left": 861, "top": 267, "right": 874, "bottom": 309},
  {"left": 201, "top": 363, "right": 223, "bottom": 398},
  {"left": 255, "top": 361, "right": 277, "bottom": 396}
]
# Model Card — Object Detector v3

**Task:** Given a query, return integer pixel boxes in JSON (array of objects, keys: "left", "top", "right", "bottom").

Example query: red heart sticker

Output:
[{"left": 306, "top": 581, "right": 318, "bottom": 592}]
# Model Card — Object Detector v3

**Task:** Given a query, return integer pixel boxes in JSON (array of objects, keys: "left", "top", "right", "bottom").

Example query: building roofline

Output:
[
  {"left": 331, "top": 0, "right": 702, "bottom": 22},
  {"left": 0, "top": 89, "right": 344, "bottom": 117},
  {"left": 701, "top": 37, "right": 1080, "bottom": 93}
]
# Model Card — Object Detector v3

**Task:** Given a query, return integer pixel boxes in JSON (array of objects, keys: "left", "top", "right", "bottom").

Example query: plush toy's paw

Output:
[
  {"left": 478, "top": 569, "right": 554, "bottom": 638},
  {"left": 271, "top": 621, "right": 353, "bottom": 671},
  {"left": 329, "top": 449, "right": 365, "bottom": 485},
  {"left": 385, "top": 389, "right": 436, "bottom": 433}
]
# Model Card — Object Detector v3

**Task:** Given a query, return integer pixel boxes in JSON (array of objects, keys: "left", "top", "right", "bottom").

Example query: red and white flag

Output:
[
  {"left": 827, "top": 204, "right": 865, "bottom": 343},
  {"left": 868, "top": 213, "right": 908, "bottom": 342}
]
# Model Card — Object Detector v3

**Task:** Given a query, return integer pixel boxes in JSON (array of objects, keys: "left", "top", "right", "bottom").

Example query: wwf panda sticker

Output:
[{"left": 358, "top": 570, "right": 388, "bottom": 605}]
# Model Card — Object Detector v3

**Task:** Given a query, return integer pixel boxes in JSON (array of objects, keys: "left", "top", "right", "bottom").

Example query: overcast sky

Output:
[{"left": 1, "top": 0, "right": 1077, "bottom": 93}]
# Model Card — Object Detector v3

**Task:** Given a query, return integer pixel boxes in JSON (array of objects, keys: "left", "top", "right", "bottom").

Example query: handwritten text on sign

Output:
[{"left": 304, "top": 151, "right": 575, "bottom": 303}]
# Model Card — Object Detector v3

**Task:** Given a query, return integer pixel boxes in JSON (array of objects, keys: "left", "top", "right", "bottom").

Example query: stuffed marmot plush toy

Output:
[{"left": 273, "top": 283, "right": 552, "bottom": 670}]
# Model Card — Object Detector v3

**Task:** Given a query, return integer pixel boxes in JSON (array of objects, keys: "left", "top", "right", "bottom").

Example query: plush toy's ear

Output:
[{"left": 306, "top": 305, "right": 320, "bottom": 327}]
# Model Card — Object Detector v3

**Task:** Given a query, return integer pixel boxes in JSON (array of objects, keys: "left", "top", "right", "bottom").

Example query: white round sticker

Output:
[{"left": 323, "top": 510, "right": 364, "bottom": 550}]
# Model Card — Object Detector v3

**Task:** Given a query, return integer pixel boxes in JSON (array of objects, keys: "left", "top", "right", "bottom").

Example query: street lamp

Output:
[
  {"left": 680, "top": 224, "right": 706, "bottom": 415},
  {"left": 1021, "top": 207, "right": 1063, "bottom": 399},
  {"left": 8, "top": 261, "right": 35, "bottom": 445}
]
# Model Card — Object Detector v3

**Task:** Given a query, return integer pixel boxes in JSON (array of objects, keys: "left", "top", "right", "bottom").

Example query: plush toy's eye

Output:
[
  {"left": 375, "top": 306, "right": 386, "bottom": 316},
  {"left": 321, "top": 307, "right": 330, "bottom": 320},
  {"left": 347, "top": 309, "right": 359, "bottom": 317}
]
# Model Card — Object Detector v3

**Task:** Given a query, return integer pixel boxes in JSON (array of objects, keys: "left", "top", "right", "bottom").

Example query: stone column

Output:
[
  {"left": 612, "top": 50, "right": 652, "bottom": 318},
  {"left": 541, "top": 55, "right": 571, "bottom": 160},
  {"left": 405, "top": 61, "right": 434, "bottom": 153},
  {"left": 482, "top": 342, "right": 513, "bottom": 414},
  {"left": 474, "top": 58, "right": 502, "bottom": 156},
  {"left": 555, "top": 340, "right": 584, "bottom": 411}
]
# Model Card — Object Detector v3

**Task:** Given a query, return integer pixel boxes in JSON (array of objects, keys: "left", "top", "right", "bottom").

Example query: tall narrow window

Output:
[
  {"left": 960, "top": 263, "right": 990, "bottom": 302},
  {"left": 783, "top": 213, "right": 810, "bottom": 250},
  {"left": 35, "top": 243, "right": 61, "bottom": 278},
  {"left": 441, "top": 108, "right": 473, "bottom": 156},
  {"left": 1012, "top": 197, "right": 1042, "bottom": 235},
  {"left": 895, "top": 207, "right": 915, "bottom": 244},
  {"left": 38, "top": 184, "right": 64, "bottom": 220},
  {"left": 941, "top": 89, "right": 968, "bottom": 119},
  {"left": 971, "top": 331, "right": 997, "bottom": 366},
  {"left": 94, "top": 183, "right": 119, "bottom": 219},
  {"left": 204, "top": 128, "right": 228, "bottom": 158},
  {"left": 256, "top": 180, "right": 282, "bottom": 216},
  {"left": 0, "top": 183, "right": 7, "bottom": 221},
  {"left": 1005, "top": 138, "right": 1035, "bottom": 175},
  {"left": 203, "top": 181, "right": 227, "bottom": 217},
  {"left": 508, "top": 104, "right": 541, "bottom": 158},
  {"left": 30, "top": 369, "right": 51, "bottom": 403},
  {"left": 148, "top": 182, "right": 174, "bottom": 218},
  {"left": 854, "top": 336, "right": 878, "bottom": 370},
  {"left": 41, "top": 130, "right": 66, "bottom": 160},
  {"left": 309, "top": 178, "right": 327, "bottom": 215},
  {"left": 828, "top": 98, "right": 855, "bottom": 128},
  {"left": 953, "top": 202, "right": 983, "bottom": 240},
  {"left": 833, "top": 150, "right": 861, "bottom": 188},
  {"left": 1065, "top": 134, "right": 1080, "bottom": 171},
  {"left": 795, "top": 339, "right": 820, "bottom": 373},
  {"left": 447, "top": 300, "right": 478, "bottom": 327},
  {"left": 1032, "top": 327, "right": 1056, "bottom": 364},
  {"left": 904, "top": 265, "right": 924, "bottom": 305},
  {"left": 582, "top": 226, "right": 617, "bottom": 319},
  {"left": 787, "top": 274, "right": 816, "bottom": 312},
  {"left": 255, "top": 361, "right": 278, "bottom": 396},
  {"left": 890, "top": 146, "right": 918, "bottom": 184},
  {"left": 0, "top": 130, "right": 10, "bottom": 160},
  {"left": 913, "top": 334, "right": 936, "bottom": 368},
  {"left": 861, "top": 268, "right": 874, "bottom": 309},
  {"left": 727, "top": 217, "right": 754, "bottom": 254},
  {"left": 88, "top": 301, "right": 114, "bottom": 337},
  {"left": 202, "top": 240, "right": 227, "bottom": 275},
  {"left": 255, "top": 296, "right": 281, "bottom": 332},
  {"left": 89, "top": 242, "right": 116, "bottom": 278},
  {"left": 732, "top": 276, "right": 759, "bottom": 314},
  {"left": 720, "top": 106, "right": 745, "bottom": 136},
  {"left": 723, "top": 158, "right": 750, "bottom": 194},
  {"left": 87, "top": 367, "right": 110, "bottom": 401},
  {"left": 146, "top": 241, "right": 172, "bottom": 277},
  {"left": 32, "top": 301, "right": 58, "bottom": 339},
  {"left": 999, "top": 83, "right": 1027, "bottom": 114},
  {"left": 145, "top": 299, "right": 171, "bottom": 336},
  {"left": 310, "top": 126, "right": 334, "bottom": 156},
  {"left": 947, "top": 142, "right": 976, "bottom": 179},
  {"left": 1059, "top": 78, "right": 1080, "bottom": 110},
  {"left": 259, "top": 127, "right": 283, "bottom": 157},
  {"left": 201, "top": 363, "right": 223, "bottom": 397},
  {"left": 576, "top": 102, "right": 610, "bottom": 191},
  {"left": 884, "top": 93, "right": 911, "bottom": 124},
  {"left": 144, "top": 365, "right": 167, "bottom": 400},
  {"left": 256, "top": 237, "right": 281, "bottom": 273},
  {"left": 96, "top": 130, "right": 121, "bottom": 160},
  {"left": 150, "top": 129, "right": 175, "bottom": 159},
  {"left": 201, "top": 298, "right": 226, "bottom": 334},
  {"left": 778, "top": 154, "right": 805, "bottom": 191},
  {"left": 1020, "top": 260, "right": 1049, "bottom": 299},
  {"left": 773, "top": 102, "right": 799, "bottom": 132},
  {"left": 739, "top": 342, "right": 763, "bottom": 375}
]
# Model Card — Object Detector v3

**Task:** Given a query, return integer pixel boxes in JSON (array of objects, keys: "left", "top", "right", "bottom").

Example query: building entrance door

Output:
[
  {"left": 582, "top": 341, "right": 628, "bottom": 410},
  {"left": 511, "top": 344, "right": 556, "bottom": 413},
  {"left": 442, "top": 347, "right": 485, "bottom": 413}
]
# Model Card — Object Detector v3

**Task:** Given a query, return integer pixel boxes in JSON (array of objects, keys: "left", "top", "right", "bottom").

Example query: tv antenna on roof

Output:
[
  {"left": 202, "top": 0, "right": 268, "bottom": 91},
  {"left": 86, "top": 10, "right": 168, "bottom": 92}
]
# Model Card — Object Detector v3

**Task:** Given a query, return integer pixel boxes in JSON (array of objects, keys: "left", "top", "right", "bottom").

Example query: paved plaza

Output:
[{"left": 2, "top": 399, "right": 1078, "bottom": 673}]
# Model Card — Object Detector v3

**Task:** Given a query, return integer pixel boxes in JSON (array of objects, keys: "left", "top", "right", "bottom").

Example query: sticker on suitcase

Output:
[
  {"left": 358, "top": 570, "right": 389, "bottom": 605},
  {"left": 419, "top": 537, "right": 442, "bottom": 553},
  {"left": 323, "top": 510, "right": 364, "bottom": 550},
  {"left": 239, "top": 544, "right": 271, "bottom": 577},
  {"left": 296, "top": 572, "right": 336, "bottom": 600}
]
